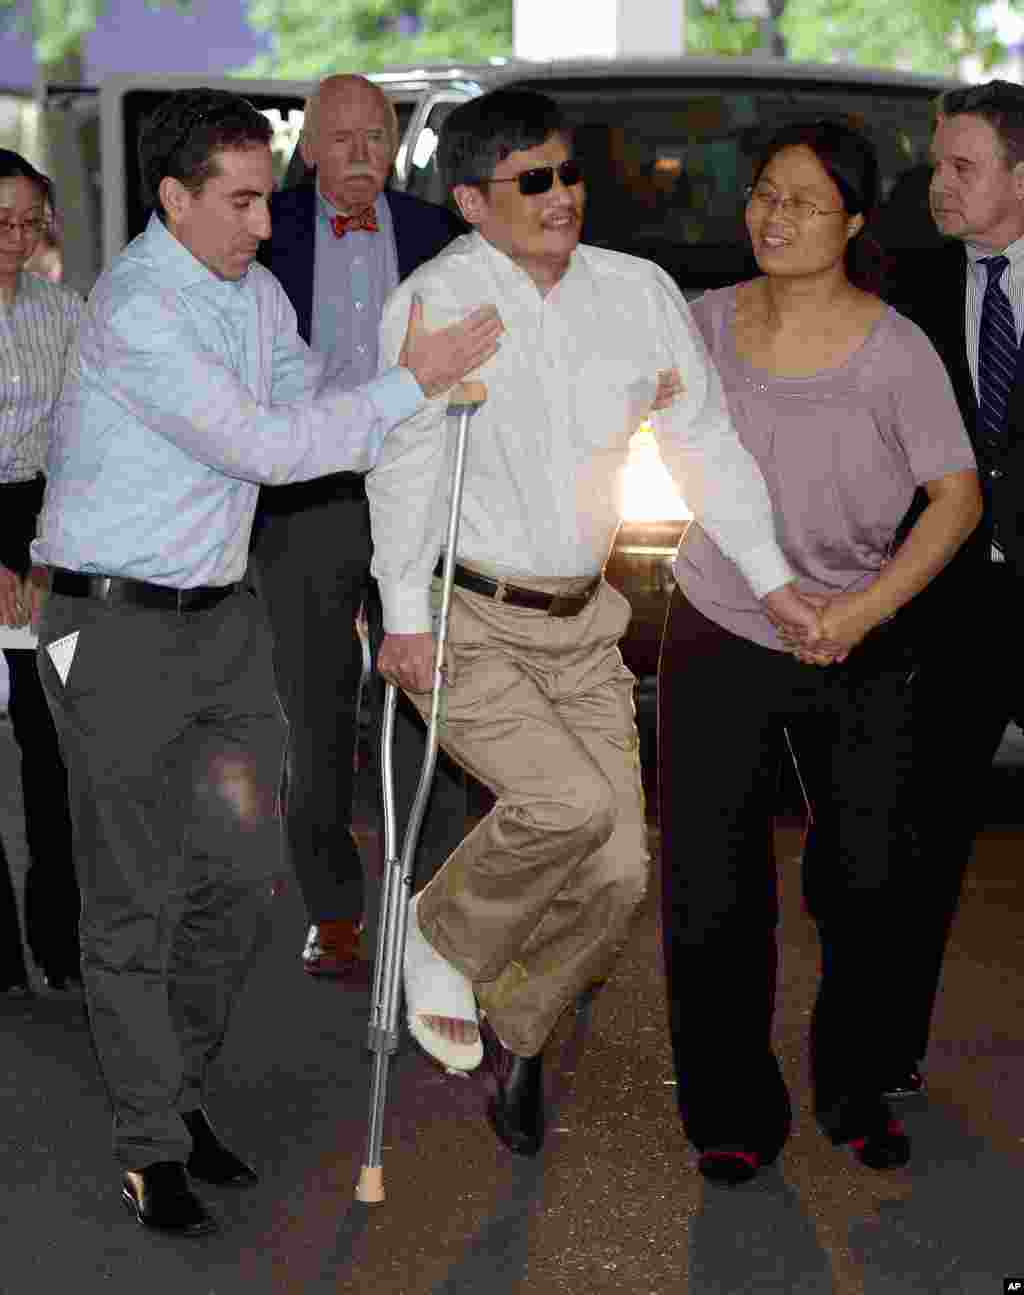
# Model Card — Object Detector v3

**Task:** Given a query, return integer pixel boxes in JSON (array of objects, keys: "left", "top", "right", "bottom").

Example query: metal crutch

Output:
[{"left": 356, "top": 380, "right": 487, "bottom": 1205}]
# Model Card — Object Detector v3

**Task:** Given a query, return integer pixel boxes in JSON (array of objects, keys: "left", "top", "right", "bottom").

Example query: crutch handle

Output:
[{"left": 449, "top": 380, "right": 488, "bottom": 406}]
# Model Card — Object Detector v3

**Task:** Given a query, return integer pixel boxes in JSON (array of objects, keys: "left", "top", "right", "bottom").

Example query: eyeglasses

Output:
[
  {"left": 744, "top": 183, "right": 844, "bottom": 221},
  {"left": 475, "top": 159, "right": 584, "bottom": 196}
]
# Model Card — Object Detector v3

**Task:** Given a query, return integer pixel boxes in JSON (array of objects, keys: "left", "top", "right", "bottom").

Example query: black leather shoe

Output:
[
  {"left": 121, "top": 1161, "right": 218, "bottom": 1235},
  {"left": 182, "top": 1108, "right": 259, "bottom": 1187},
  {"left": 480, "top": 1018, "right": 544, "bottom": 1157}
]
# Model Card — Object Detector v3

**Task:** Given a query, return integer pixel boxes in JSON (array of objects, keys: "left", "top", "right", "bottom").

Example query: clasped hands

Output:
[
  {"left": 763, "top": 584, "right": 879, "bottom": 666},
  {"left": 0, "top": 562, "right": 48, "bottom": 631}
]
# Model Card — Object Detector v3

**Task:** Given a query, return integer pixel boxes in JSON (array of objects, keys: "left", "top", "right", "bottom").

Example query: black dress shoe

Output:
[
  {"left": 480, "top": 1018, "right": 544, "bottom": 1157},
  {"left": 882, "top": 1065, "right": 926, "bottom": 1100},
  {"left": 122, "top": 1161, "right": 218, "bottom": 1235},
  {"left": 182, "top": 1108, "right": 259, "bottom": 1187}
]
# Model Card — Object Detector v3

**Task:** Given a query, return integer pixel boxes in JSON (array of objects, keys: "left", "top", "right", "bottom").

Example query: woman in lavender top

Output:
[
  {"left": 0, "top": 150, "right": 83, "bottom": 995},
  {"left": 657, "top": 121, "right": 981, "bottom": 1185}
]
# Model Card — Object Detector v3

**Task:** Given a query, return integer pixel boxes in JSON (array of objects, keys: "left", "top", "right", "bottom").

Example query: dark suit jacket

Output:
[
  {"left": 257, "top": 182, "right": 464, "bottom": 344},
  {"left": 887, "top": 240, "right": 1024, "bottom": 579}
]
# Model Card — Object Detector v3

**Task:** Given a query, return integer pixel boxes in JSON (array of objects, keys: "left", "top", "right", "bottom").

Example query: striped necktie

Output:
[{"left": 978, "top": 254, "right": 1018, "bottom": 448}]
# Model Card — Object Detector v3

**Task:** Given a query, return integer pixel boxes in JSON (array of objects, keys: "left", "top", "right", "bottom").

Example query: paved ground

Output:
[{"left": 1, "top": 709, "right": 1022, "bottom": 1295}]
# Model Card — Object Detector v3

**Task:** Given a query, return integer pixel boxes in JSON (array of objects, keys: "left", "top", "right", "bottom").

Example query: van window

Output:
[
  {"left": 405, "top": 98, "right": 465, "bottom": 208},
  {"left": 505, "top": 74, "right": 944, "bottom": 293}
]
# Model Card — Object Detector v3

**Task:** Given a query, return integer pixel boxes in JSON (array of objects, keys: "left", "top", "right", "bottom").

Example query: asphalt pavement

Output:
[{"left": 1, "top": 708, "right": 1022, "bottom": 1295}]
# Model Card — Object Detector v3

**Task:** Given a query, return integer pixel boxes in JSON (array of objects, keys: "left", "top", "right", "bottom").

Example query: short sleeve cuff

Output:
[{"left": 734, "top": 542, "right": 796, "bottom": 600}]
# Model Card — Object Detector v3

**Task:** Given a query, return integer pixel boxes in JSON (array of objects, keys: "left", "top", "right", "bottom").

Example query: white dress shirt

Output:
[{"left": 368, "top": 232, "right": 794, "bottom": 635}]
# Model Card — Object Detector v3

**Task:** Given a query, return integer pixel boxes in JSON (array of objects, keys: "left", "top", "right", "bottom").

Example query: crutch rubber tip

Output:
[{"left": 355, "top": 1165, "right": 385, "bottom": 1203}]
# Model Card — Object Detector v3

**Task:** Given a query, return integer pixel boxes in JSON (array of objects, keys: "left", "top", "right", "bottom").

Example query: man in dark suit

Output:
[
  {"left": 880, "top": 80, "right": 1024, "bottom": 1095},
  {"left": 252, "top": 74, "right": 467, "bottom": 978}
]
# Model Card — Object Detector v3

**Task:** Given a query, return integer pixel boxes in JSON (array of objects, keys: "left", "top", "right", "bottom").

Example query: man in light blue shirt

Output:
[{"left": 32, "top": 87, "right": 500, "bottom": 1239}]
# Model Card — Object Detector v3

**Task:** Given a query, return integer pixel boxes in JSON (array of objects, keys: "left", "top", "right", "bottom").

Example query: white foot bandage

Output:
[{"left": 404, "top": 894, "right": 482, "bottom": 1073}]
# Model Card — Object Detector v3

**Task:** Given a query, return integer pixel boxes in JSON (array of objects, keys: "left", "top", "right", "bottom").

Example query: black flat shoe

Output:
[
  {"left": 182, "top": 1108, "right": 259, "bottom": 1187},
  {"left": 480, "top": 1018, "right": 544, "bottom": 1157},
  {"left": 819, "top": 1096, "right": 911, "bottom": 1170},
  {"left": 122, "top": 1161, "right": 218, "bottom": 1236},
  {"left": 881, "top": 1065, "right": 926, "bottom": 1100},
  {"left": 697, "top": 1147, "right": 763, "bottom": 1186}
]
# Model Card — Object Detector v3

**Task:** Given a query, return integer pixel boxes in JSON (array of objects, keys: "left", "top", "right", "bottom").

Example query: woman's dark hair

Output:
[
  {"left": 751, "top": 119, "right": 885, "bottom": 292},
  {"left": 138, "top": 87, "right": 273, "bottom": 221},
  {"left": 439, "top": 89, "right": 570, "bottom": 191},
  {"left": 0, "top": 148, "right": 56, "bottom": 224}
]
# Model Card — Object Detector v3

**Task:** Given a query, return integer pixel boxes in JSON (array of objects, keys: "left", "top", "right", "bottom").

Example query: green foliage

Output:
[
  {"left": 0, "top": 0, "right": 192, "bottom": 64},
  {"left": 241, "top": 0, "right": 513, "bottom": 78},
  {"left": 689, "top": 0, "right": 1024, "bottom": 75}
]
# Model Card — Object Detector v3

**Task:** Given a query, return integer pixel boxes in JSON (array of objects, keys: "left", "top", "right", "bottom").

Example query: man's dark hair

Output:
[
  {"left": 938, "top": 80, "right": 1024, "bottom": 167},
  {"left": 138, "top": 88, "right": 273, "bottom": 221},
  {"left": 0, "top": 148, "right": 55, "bottom": 219},
  {"left": 438, "top": 89, "right": 570, "bottom": 191}
]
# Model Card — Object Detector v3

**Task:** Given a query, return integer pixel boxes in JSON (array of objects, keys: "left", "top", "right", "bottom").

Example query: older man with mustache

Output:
[{"left": 251, "top": 75, "right": 469, "bottom": 982}]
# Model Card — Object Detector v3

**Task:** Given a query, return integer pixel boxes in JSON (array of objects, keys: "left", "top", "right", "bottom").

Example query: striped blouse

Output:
[{"left": 0, "top": 271, "right": 83, "bottom": 483}]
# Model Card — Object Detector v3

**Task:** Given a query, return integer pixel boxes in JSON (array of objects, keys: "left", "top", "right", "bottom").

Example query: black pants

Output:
[
  {"left": 657, "top": 590, "right": 916, "bottom": 1158},
  {"left": 251, "top": 478, "right": 467, "bottom": 926},
  {"left": 900, "top": 560, "right": 1022, "bottom": 1063},
  {"left": 0, "top": 475, "right": 79, "bottom": 987},
  {"left": 38, "top": 587, "right": 285, "bottom": 1167}
]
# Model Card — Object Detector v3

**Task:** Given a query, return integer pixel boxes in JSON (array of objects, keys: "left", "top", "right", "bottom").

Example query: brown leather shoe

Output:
[{"left": 301, "top": 918, "right": 365, "bottom": 978}]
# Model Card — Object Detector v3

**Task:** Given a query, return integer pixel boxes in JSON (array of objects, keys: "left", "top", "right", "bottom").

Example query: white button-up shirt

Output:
[{"left": 368, "top": 232, "right": 794, "bottom": 634}]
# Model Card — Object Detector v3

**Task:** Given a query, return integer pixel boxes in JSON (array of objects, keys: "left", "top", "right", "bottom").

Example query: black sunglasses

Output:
[{"left": 475, "top": 159, "right": 584, "bottom": 196}]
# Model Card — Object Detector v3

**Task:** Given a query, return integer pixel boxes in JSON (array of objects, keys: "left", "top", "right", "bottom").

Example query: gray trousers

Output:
[{"left": 37, "top": 587, "right": 285, "bottom": 1168}]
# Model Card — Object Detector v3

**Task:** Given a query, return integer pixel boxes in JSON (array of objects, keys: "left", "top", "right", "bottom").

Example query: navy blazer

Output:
[
  {"left": 888, "top": 240, "right": 1024, "bottom": 571},
  {"left": 257, "top": 181, "right": 464, "bottom": 344}
]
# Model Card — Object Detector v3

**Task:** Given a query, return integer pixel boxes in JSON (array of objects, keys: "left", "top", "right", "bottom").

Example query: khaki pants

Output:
[{"left": 410, "top": 571, "right": 649, "bottom": 1056}]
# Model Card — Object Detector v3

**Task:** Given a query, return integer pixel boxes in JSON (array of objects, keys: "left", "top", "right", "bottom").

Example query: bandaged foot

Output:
[{"left": 404, "top": 893, "right": 482, "bottom": 1072}]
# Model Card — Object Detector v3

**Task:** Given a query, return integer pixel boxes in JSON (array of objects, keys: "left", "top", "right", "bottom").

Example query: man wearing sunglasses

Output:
[{"left": 368, "top": 88, "right": 820, "bottom": 1158}]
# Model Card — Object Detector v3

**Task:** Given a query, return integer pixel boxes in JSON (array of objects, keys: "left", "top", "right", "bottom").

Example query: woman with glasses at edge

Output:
[
  {"left": 657, "top": 120, "right": 982, "bottom": 1185},
  {"left": 0, "top": 149, "right": 83, "bottom": 996}
]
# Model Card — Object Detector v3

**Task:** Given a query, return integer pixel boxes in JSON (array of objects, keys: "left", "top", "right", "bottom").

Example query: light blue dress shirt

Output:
[
  {"left": 34, "top": 214, "right": 422, "bottom": 587},
  {"left": 311, "top": 188, "right": 398, "bottom": 391}
]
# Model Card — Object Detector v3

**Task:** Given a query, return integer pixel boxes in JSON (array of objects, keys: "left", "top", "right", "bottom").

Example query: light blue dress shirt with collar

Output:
[
  {"left": 311, "top": 188, "right": 399, "bottom": 391},
  {"left": 34, "top": 214, "right": 422, "bottom": 588}
]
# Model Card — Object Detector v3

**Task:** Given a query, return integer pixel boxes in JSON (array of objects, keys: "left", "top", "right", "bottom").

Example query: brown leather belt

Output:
[
  {"left": 50, "top": 569, "right": 239, "bottom": 614},
  {"left": 435, "top": 560, "right": 601, "bottom": 618}
]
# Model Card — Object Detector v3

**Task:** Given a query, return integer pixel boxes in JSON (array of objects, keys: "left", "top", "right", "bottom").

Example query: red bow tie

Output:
[{"left": 331, "top": 208, "right": 379, "bottom": 238}]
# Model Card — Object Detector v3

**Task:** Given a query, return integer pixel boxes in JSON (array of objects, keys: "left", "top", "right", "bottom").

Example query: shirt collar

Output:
[
  {"left": 141, "top": 211, "right": 249, "bottom": 293},
  {"left": 474, "top": 230, "right": 583, "bottom": 300},
  {"left": 965, "top": 232, "right": 1024, "bottom": 273},
  {"left": 315, "top": 180, "right": 387, "bottom": 225}
]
